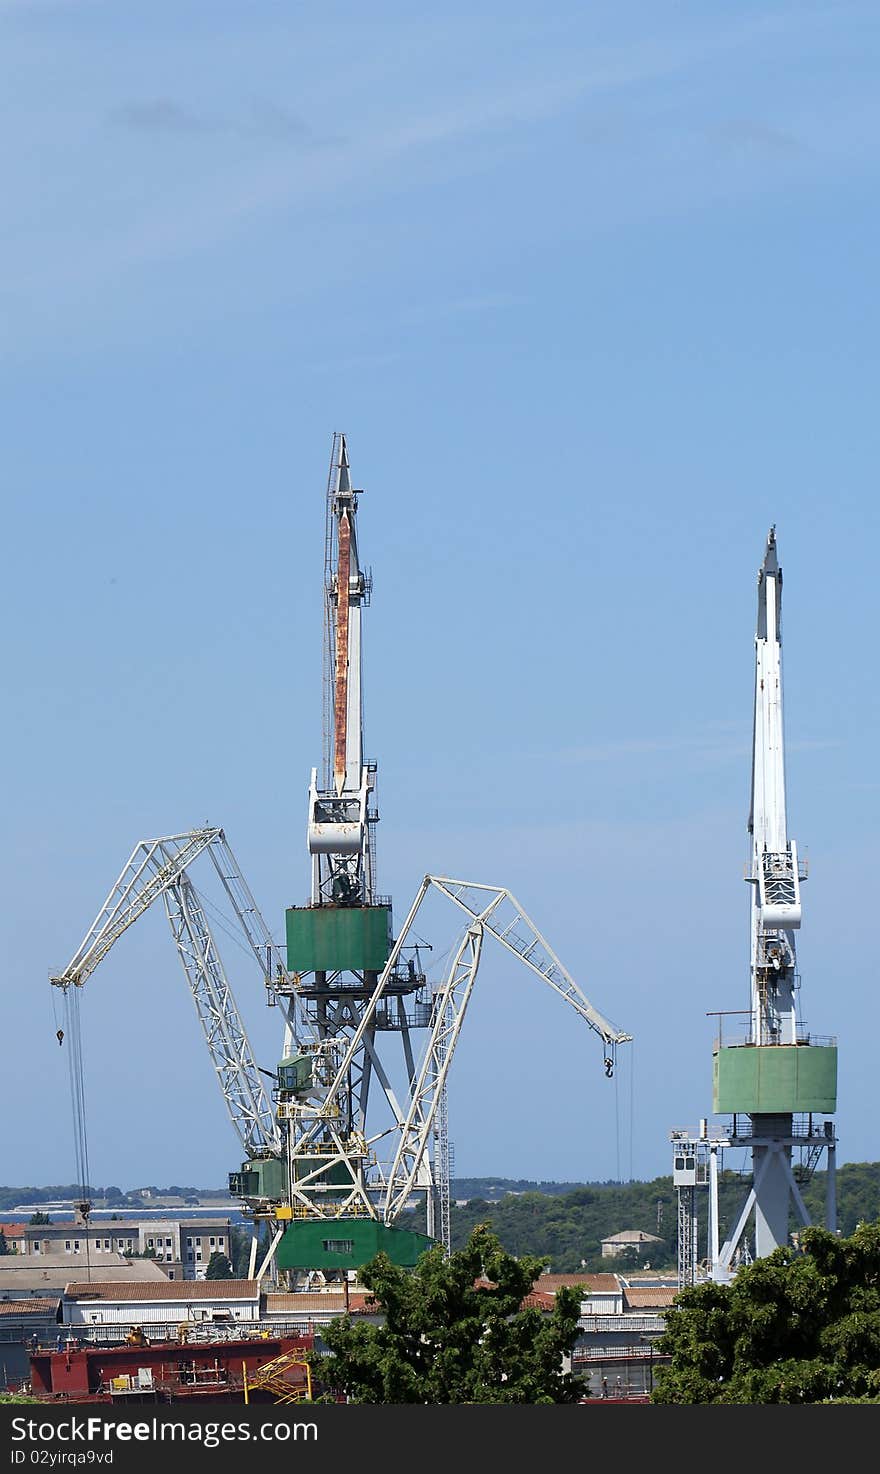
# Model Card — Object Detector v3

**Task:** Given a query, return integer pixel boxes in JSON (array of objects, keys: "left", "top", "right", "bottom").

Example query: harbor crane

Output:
[
  {"left": 51, "top": 433, "right": 632, "bottom": 1282},
  {"left": 671, "top": 527, "right": 837, "bottom": 1286}
]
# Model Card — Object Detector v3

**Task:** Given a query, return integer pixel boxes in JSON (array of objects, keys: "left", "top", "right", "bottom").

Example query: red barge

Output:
[{"left": 26, "top": 1332, "right": 314, "bottom": 1404}]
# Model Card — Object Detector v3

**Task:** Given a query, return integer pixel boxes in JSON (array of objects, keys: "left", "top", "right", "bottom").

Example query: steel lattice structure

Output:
[{"left": 49, "top": 435, "right": 633, "bottom": 1281}]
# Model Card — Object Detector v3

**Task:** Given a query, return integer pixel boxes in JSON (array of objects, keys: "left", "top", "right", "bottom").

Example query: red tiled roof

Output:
[
  {"left": 520, "top": 1291, "right": 556, "bottom": 1311},
  {"left": 64, "top": 1280, "right": 258, "bottom": 1301},
  {"left": 0, "top": 1224, "right": 28, "bottom": 1238},
  {"left": 539, "top": 1273, "right": 621, "bottom": 1293},
  {"left": 535, "top": 1273, "right": 621, "bottom": 1292},
  {"left": 0, "top": 1298, "right": 60, "bottom": 1315}
]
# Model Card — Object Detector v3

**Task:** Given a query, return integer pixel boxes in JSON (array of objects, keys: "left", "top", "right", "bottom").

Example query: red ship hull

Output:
[{"left": 27, "top": 1333, "right": 314, "bottom": 1404}]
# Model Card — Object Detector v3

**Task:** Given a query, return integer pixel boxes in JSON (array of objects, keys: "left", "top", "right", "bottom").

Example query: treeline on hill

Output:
[
  {"left": 3, "top": 1165, "right": 879, "bottom": 1275},
  {"left": 0, "top": 1185, "right": 230, "bottom": 1211},
  {"left": 403, "top": 1162, "right": 880, "bottom": 1272}
]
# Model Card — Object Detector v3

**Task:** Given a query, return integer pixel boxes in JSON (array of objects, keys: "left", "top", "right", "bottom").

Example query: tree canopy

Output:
[
  {"left": 205, "top": 1250, "right": 234, "bottom": 1280},
  {"left": 652, "top": 1219, "right": 880, "bottom": 1403},
  {"left": 316, "top": 1223, "right": 584, "bottom": 1404}
]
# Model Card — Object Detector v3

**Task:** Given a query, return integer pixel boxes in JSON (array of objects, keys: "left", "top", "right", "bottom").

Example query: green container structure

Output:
[
  {"left": 290, "top": 1157, "right": 355, "bottom": 1188},
  {"left": 713, "top": 1044, "right": 838, "bottom": 1114},
  {"left": 276, "top": 1218, "right": 433, "bottom": 1272},
  {"left": 286, "top": 904, "right": 393, "bottom": 973},
  {"left": 228, "top": 1156, "right": 287, "bottom": 1201},
  {"left": 277, "top": 1054, "right": 314, "bottom": 1095}
]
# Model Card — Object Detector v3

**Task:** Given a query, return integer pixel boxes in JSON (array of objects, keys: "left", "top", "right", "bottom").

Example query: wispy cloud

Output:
[
  {"left": 401, "top": 291, "right": 528, "bottom": 326},
  {"left": 108, "top": 98, "right": 326, "bottom": 144},
  {"left": 110, "top": 100, "right": 214, "bottom": 135},
  {"left": 713, "top": 119, "right": 808, "bottom": 158},
  {"left": 560, "top": 731, "right": 839, "bottom": 764},
  {"left": 308, "top": 350, "right": 404, "bottom": 376}
]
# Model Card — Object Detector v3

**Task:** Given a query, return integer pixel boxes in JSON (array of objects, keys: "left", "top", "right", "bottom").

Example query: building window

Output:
[
  {"left": 322, "top": 1239, "right": 354, "bottom": 1255},
  {"left": 65, "top": 1241, "right": 71, "bottom": 1252},
  {"left": 187, "top": 1251, "right": 194, "bottom": 1261},
  {"left": 104, "top": 1239, "right": 110, "bottom": 1250},
  {"left": 186, "top": 1238, "right": 192, "bottom": 1248},
  {"left": 218, "top": 1237, "right": 224, "bottom": 1248},
  {"left": 165, "top": 1237, "right": 172, "bottom": 1247},
  {"left": 209, "top": 1237, "right": 215, "bottom": 1247},
  {"left": 147, "top": 1238, "right": 154, "bottom": 1248},
  {"left": 74, "top": 1241, "right": 80, "bottom": 1253},
  {"left": 196, "top": 1251, "right": 202, "bottom": 1261}
]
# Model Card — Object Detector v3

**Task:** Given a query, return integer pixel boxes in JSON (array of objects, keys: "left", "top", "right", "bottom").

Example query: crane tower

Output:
[
  {"left": 671, "top": 528, "right": 837, "bottom": 1284},
  {"left": 232, "top": 434, "right": 631, "bottom": 1280}
]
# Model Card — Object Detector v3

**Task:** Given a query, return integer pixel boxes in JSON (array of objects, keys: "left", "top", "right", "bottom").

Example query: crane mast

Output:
[
  {"left": 309, "top": 433, "right": 377, "bottom": 908},
  {"left": 671, "top": 528, "right": 838, "bottom": 1285},
  {"left": 748, "top": 527, "right": 802, "bottom": 1047},
  {"left": 257, "top": 434, "right": 632, "bottom": 1282}
]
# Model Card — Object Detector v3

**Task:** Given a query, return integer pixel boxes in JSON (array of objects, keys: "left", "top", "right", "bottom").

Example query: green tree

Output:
[
  {"left": 205, "top": 1251, "right": 234, "bottom": 1280},
  {"left": 316, "top": 1223, "right": 584, "bottom": 1404},
  {"left": 28, "top": 1211, "right": 51, "bottom": 1226},
  {"left": 0, "top": 1229, "right": 7, "bottom": 1256},
  {"left": 652, "top": 1219, "right": 880, "bottom": 1404}
]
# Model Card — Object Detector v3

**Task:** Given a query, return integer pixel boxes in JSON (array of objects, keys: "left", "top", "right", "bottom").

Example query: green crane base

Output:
[
  {"left": 276, "top": 1218, "right": 433, "bottom": 1271},
  {"left": 713, "top": 1043, "right": 837, "bottom": 1114}
]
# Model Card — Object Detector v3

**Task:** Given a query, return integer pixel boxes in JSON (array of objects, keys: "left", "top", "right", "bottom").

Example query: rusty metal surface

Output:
[{"left": 334, "top": 507, "right": 351, "bottom": 793}]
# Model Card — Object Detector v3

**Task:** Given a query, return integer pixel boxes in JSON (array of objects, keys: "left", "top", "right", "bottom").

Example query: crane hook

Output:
[
  {"left": 56, "top": 1029, "right": 64, "bottom": 1047},
  {"left": 604, "top": 1056, "right": 614, "bottom": 1078}
]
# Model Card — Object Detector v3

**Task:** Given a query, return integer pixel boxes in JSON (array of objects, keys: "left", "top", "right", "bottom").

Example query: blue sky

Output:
[{"left": 3, "top": 0, "right": 879, "bottom": 1192}]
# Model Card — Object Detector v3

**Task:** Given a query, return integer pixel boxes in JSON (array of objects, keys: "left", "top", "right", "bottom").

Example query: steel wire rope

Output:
[
  {"left": 614, "top": 1060, "right": 621, "bottom": 1184},
  {"left": 63, "top": 985, "right": 93, "bottom": 1281},
  {"left": 629, "top": 1043, "right": 635, "bottom": 1185},
  {"left": 188, "top": 880, "right": 279, "bottom": 965}
]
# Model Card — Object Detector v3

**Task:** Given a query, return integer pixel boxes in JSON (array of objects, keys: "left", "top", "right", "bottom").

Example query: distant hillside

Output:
[
  {"left": 451, "top": 1178, "right": 594, "bottom": 1201},
  {"left": 4, "top": 1164, "right": 879, "bottom": 1275},
  {"left": 405, "top": 1162, "right": 880, "bottom": 1273}
]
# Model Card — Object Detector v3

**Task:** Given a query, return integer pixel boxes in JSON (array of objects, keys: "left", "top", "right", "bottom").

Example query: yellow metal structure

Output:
[{"left": 242, "top": 1353, "right": 312, "bottom": 1405}]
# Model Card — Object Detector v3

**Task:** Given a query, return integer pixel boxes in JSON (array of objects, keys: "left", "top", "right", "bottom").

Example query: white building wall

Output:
[{"left": 63, "top": 1294, "right": 259, "bottom": 1327}]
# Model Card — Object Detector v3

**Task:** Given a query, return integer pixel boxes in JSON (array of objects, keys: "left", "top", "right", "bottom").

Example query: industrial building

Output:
[{"left": 5, "top": 1214, "right": 232, "bottom": 1279}]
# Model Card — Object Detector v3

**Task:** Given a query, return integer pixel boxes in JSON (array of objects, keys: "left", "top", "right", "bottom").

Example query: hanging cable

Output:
[
  {"left": 614, "top": 1058, "right": 621, "bottom": 1183},
  {"left": 63, "top": 986, "right": 93, "bottom": 1221},
  {"left": 628, "top": 1043, "right": 635, "bottom": 1185}
]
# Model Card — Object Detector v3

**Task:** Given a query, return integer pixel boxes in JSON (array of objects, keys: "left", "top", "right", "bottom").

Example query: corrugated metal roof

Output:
[
  {"left": 0, "top": 1298, "right": 60, "bottom": 1316},
  {"left": 263, "top": 1292, "right": 372, "bottom": 1314},
  {"left": 623, "top": 1287, "right": 677, "bottom": 1309},
  {"left": 64, "top": 1280, "right": 259, "bottom": 1302},
  {"left": 0, "top": 1261, "right": 170, "bottom": 1291}
]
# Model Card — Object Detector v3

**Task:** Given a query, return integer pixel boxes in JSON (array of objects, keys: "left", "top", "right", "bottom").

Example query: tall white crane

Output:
[
  {"left": 257, "top": 434, "right": 632, "bottom": 1279},
  {"left": 671, "top": 528, "right": 837, "bottom": 1285}
]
